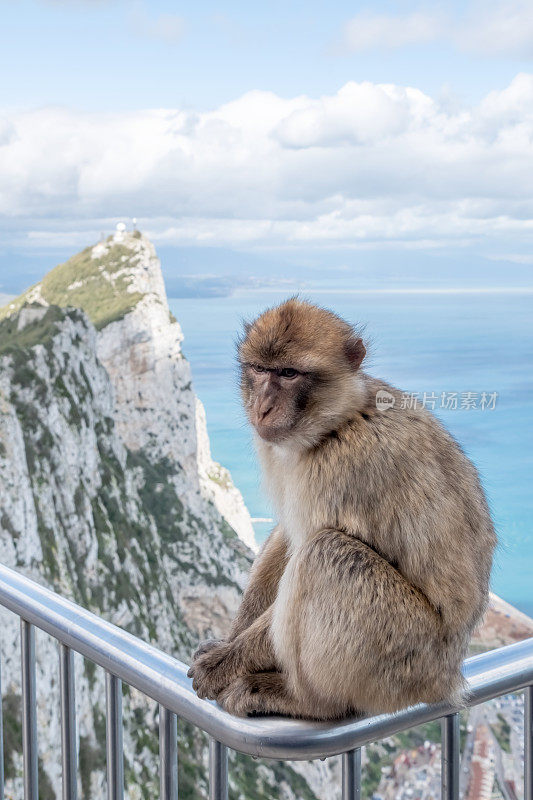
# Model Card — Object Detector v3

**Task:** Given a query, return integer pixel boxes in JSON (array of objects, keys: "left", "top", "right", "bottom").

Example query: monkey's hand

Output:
[
  {"left": 187, "top": 641, "right": 240, "bottom": 700},
  {"left": 191, "top": 638, "right": 225, "bottom": 661}
]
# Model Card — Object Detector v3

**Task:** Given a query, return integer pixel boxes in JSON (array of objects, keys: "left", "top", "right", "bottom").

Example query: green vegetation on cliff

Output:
[
  {"left": 0, "top": 305, "right": 65, "bottom": 355},
  {"left": 0, "top": 239, "right": 145, "bottom": 329}
]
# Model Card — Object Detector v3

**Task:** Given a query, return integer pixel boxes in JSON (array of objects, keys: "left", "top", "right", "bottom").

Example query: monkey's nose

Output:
[
  {"left": 258, "top": 402, "right": 273, "bottom": 421},
  {"left": 253, "top": 397, "right": 273, "bottom": 423}
]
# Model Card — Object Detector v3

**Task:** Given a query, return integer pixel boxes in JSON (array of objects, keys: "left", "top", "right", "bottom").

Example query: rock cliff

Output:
[{"left": 0, "top": 230, "right": 329, "bottom": 799}]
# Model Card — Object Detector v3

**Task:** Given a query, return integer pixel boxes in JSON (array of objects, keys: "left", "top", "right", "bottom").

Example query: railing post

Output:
[
  {"left": 209, "top": 738, "right": 228, "bottom": 800},
  {"left": 525, "top": 686, "right": 532, "bottom": 800},
  {"left": 59, "top": 644, "right": 77, "bottom": 800},
  {"left": 342, "top": 748, "right": 362, "bottom": 800},
  {"left": 106, "top": 673, "right": 124, "bottom": 800},
  {"left": 20, "top": 620, "right": 38, "bottom": 800},
  {"left": 441, "top": 713, "right": 460, "bottom": 800},
  {"left": 159, "top": 706, "right": 178, "bottom": 800}
]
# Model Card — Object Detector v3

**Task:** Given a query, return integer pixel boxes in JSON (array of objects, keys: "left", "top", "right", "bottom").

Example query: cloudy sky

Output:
[{"left": 1, "top": 0, "right": 532, "bottom": 291}]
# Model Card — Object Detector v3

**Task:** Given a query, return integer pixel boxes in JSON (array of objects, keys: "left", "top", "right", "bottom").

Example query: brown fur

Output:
[{"left": 188, "top": 299, "right": 496, "bottom": 719}]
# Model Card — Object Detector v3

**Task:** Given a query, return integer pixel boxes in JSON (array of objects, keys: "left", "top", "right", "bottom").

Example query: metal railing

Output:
[{"left": 0, "top": 561, "right": 531, "bottom": 800}]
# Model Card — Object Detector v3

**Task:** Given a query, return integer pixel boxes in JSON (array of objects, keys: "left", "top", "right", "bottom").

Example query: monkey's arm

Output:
[
  {"left": 229, "top": 524, "right": 288, "bottom": 639},
  {"left": 189, "top": 526, "right": 287, "bottom": 666}
]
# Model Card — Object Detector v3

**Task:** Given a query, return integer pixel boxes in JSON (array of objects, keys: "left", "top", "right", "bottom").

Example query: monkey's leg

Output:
[
  {"left": 188, "top": 606, "right": 278, "bottom": 700},
  {"left": 190, "top": 526, "right": 288, "bottom": 665},
  {"left": 217, "top": 671, "right": 318, "bottom": 719},
  {"left": 272, "top": 529, "right": 463, "bottom": 719}
]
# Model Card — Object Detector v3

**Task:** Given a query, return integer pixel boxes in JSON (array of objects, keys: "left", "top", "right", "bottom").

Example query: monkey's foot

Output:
[
  {"left": 187, "top": 641, "right": 240, "bottom": 700},
  {"left": 217, "top": 671, "right": 300, "bottom": 718}
]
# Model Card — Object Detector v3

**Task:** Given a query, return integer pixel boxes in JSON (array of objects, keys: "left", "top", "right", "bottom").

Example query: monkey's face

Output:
[
  {"left": 241, "top": 363, "right": 315, "bottom": 442},
  {"left": 238, "top": 299, "right": 367, "bottom": 446}
]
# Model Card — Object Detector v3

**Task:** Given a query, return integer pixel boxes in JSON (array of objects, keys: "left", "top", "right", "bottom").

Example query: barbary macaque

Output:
[{"left": 188, "top": 299, "right": 496, "bottom": 719}]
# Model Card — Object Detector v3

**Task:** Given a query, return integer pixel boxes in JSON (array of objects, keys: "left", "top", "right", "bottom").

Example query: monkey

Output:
[{"left": 188, "top": 298, "right": 496, "bottom": 719}]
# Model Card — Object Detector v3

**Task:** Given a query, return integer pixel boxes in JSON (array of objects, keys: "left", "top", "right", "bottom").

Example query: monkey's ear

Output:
[{"left": 345, "top": 337, "right": 366, "bottom": 370}]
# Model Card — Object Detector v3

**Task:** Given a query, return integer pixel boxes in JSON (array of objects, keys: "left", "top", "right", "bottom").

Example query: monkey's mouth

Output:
[
  {"left": 250, "top": 409, "right": 273, "bottom": 432},
  {"left": 252, "top": 417, "right": 292, "bottom": 442},
  {"left": 248, "top": 400, "right": 294, "bottom": 441}
]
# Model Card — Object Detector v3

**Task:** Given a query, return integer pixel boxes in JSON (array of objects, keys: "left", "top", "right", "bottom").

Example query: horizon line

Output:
[{"left": 230, "top": 286, "right": 533, "bottom": 296}]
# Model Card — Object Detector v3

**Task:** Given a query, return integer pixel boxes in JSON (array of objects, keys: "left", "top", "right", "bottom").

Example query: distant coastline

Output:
[
  {"left": 5, "top": 284, "right": 533, "bottom": 303},
  {"left": 170, "top": 282, "right": 533, "bottom": 300}
]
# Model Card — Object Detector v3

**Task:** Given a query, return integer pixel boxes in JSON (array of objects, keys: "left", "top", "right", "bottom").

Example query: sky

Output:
[{"left": 0, "top": 0, "right": 532, "bottom": 292}]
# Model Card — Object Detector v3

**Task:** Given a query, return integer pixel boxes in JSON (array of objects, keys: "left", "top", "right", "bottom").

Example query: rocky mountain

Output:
[
  {"left": 472, "top": 593, "right": 533, "bottom": 651},
  {"left": 0, "top": 229, "right": 334, "bottom": 799}
]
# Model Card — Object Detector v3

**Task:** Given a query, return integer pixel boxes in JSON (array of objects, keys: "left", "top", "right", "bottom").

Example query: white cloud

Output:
[
  {"left": 274, "top": 82, "right": 434, "bottom": 148},
  {"left": 342, "top": 11, "right": 442, "bottom": 52},
  {"left": 1, "top": 75, "right": 533, "bottom": 252},
  {"left": 38, "top": 1, "right": 113, "bottom": 5},
  {"left": 488, "top": 253, "right": 533, "bottom": 264},
  {"left": 456, "top": 0, "right": 533, "bottom": 57},
  {"left": 340, "top": 1, "right": 533, "bottom": 58},
  {"left": 129, "top": 3, "right": 185, "bottom": 45}
]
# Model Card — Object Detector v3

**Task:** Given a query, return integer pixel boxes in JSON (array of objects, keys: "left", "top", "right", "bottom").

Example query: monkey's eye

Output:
[
  {"left": 251, "top": 364, "right": 267, "bottom": 373},
  {"left": 279, "top": 368, "right": 298, "bottom": 379}
]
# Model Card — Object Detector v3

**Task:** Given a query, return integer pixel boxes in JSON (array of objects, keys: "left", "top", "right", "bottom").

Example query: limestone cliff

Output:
[
  {"left": 0, "top": 232, "right": 329, "bottom": 800},
  {"left": 1, "top": 228, "right": 255, "bottom": 551}
]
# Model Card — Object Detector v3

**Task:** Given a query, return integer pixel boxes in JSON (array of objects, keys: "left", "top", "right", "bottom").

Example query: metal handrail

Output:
[
  {"left": 0, "top": 561, "right": 532, "bottom": 800},
  {"left": 0, "top": 561, "right": 532, "bottom": 761}
]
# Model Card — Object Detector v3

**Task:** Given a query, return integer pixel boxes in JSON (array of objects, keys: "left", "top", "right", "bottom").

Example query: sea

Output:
[{"left": 169, "top": 288, "right": 533, "bottom": 618}]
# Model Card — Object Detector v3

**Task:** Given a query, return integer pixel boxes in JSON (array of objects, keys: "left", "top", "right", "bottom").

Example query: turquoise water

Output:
[{"left": 169, "top": 290, "right": 533, "bottom": 616}]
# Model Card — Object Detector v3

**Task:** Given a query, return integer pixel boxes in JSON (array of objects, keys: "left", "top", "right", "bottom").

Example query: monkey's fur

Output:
[{"left": 188, "top": 299, "right": 496, "bottom": 719}]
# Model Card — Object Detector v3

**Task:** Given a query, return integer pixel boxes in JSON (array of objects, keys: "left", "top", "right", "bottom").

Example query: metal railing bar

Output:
[
  {"left": 159, "top": 706, "right": 178, "bottom": 800},
  {"left": 526, "top": 685, "right": 532, "bottom": 800},
  {"left": 59, "top": 644, "right": 77, "bottom": 800},
  {"left": 342, "top": 748, "right": 361, "bottom": 800},
  {"left": 20, "top": 619, "right": 38, "bottom": 800},
  {"left": 106, "top": 673, "right": 124, "bottom": 800},
  {"left": 1, "top": 564, "right": 533, "bottom": 760},
  {"left": 209, "top": 738, "right": 228, "bottom": 800},
  {"left": 441, "top": 713, "right": 460, "bottom": 800}
]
